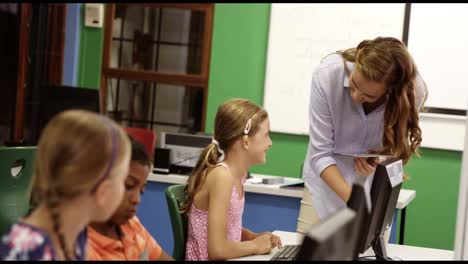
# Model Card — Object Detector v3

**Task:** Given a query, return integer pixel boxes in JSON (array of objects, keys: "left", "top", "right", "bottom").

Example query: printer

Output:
[{"left": 154, "top": 132, "right": 212, "bottom": 175}]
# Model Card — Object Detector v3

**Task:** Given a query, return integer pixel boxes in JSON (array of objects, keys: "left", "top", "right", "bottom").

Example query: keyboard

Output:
[{"left": 270, "top": 244, "right": 301, "bottom": 261}]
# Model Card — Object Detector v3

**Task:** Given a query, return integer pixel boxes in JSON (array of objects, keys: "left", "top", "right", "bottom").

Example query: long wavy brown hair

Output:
[
  {"left": 338, "top": 37, "right": 427, "bottom": 165},
  {"left": 180, "top": 98, "right": 268, "bottom": 214}
]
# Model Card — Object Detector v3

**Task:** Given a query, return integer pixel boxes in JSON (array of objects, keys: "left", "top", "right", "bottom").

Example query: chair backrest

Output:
[
  {"left": 0, "top": 146, "right": 37, "bottom": 235},
  {"left": 165, "top": 184, "right": 188, "bottom": 261},
  {"left": 124, "top": 127, "right": 156, "bottom": 160}
]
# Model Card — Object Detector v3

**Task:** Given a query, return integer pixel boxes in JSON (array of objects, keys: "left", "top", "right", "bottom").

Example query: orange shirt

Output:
[{"left": 87, "top": 216, "right": 162, "bottom": 260}]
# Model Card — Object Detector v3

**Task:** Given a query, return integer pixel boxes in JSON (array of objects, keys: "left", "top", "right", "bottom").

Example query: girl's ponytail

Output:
[{"left": 180, "top": 142, "right": 219, "bottom": 214}]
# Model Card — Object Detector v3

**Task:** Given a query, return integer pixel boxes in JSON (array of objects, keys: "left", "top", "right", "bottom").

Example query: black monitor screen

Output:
[
  {"left": 355, "top": 158, "right": 403, "bottom": 260},
  {"left": 347, "top": 182, "right": 371, "bottom": 260},
  {"left": 38, "top": 85, "right": 100, "bottom": 140},
  {"left": 297, "top": 207, "right": 358, "bottom": 261}
]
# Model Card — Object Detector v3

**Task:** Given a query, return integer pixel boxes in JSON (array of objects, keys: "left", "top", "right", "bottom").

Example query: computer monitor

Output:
[
  {"left": 40, "top": 85, "right": 100, "bottom": 123},
  {"left": 296, "top": 207, "right": 359, "bottom": 260},
  {"left": 352, "top": 158, "right": 404, "bottom": 260},
  {"left": 347, "top": 181, "right": 372, "bottom": 260},
  {"left": 35, "top": 85, "right": 100, "bottom": 143}
]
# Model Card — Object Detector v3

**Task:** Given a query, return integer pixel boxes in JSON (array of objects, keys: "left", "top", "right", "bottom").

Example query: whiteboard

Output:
[
  {"left": 407, "top": 4, "right": 468, "bottom": 111},
  {"left": 263, "top": 4, "right": 406, "bottom": 135}
]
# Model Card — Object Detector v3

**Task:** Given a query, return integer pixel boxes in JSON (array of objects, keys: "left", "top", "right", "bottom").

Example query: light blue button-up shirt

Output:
[{"left": 302, "top": 53, "right": 427, "bottom": 221}]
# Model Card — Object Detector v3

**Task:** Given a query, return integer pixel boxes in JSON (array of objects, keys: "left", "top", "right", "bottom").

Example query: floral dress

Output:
[{"left": 0, "top": 221, "right": 87, "bottom": 260}]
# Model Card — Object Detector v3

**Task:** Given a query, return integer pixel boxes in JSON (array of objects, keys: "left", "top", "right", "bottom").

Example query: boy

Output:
[{"left": 87, "top": 136, "right": 173, "bottom": 260}]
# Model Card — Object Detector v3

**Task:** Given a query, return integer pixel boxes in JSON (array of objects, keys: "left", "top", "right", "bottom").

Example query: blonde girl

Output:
[
  {"left": 181, "top": 98, "right": 282, "bottom": 261},
  {"left": 0, "top": 110, "right": 131, "bottom": 260}
]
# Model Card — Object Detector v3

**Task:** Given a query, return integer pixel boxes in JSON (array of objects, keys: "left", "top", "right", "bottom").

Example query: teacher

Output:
[{"left": 298, "top": 36, "right": 428, "bottom": 233}]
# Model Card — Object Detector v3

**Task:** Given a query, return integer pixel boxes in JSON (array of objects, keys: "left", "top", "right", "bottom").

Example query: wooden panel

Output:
[
  {"left": 201, "top": 4, "right": 213, "bottom": 80},
  {"left": 199, "top": 4, "right": 213, "bottom": 131},
  {"left": 13, "top": 4, "right": 31, "bottom": 143},
  {"left": 47, "top": 4, "right": 66, "bottom": 85},
  {"left": 100, "top": 4, "right": 115, "bottom": 114},
  {"left": 103, "top": 68, "right": 207, "bottom": 88},
  {"left": 118, "top": 3, "right": 213, "bottom": 11}
]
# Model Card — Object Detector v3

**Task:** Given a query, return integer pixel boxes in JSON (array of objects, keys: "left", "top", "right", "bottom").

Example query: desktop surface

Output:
[{"left": 228, "top": 231, "right": 454, "bottom": 261}]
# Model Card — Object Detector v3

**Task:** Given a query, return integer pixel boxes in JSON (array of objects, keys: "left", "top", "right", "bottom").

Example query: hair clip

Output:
[
  {"left": 244, "top": 118, "right": 252, "bottom": 135},
  {"left": 212, "top": 139, "right": 225, "bottom": 162}
]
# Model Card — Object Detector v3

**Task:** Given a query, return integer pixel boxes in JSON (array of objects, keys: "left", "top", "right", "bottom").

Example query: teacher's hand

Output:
[{"left": 354, "top": 157, "right": 376, "bottom": 177}]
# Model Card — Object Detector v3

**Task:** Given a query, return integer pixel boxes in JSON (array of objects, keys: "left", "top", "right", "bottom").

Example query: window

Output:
[{"left": 101, "top": 3, "right": 213, "bottom": 138}]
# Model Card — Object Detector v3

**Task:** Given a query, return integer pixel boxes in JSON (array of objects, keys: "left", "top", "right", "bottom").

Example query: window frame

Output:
[{"left": 100, "top": 3, "right": 214, "bottom": 131}]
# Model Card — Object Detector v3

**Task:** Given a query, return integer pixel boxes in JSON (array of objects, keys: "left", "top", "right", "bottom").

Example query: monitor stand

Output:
[{"left": 372, "top": 235, "right": 389, "bottom": 261}]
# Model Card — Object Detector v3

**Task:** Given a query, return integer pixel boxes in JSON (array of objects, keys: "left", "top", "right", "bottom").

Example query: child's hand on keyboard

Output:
[
  {"left": 270, "top": 233, "right": 282, "bottom": 249},
  {"left": 258, "top": 231, "right": 283, "bottom": 249},
  {"left": 253, "top": 233, "right": 273, "bottom": 255}
]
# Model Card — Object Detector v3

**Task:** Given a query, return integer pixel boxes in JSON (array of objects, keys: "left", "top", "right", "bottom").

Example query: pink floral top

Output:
[
  {"left": 185, "top": 162, "right": 245, "bottom": 260},
  {"left": 0, "top": 221, "right": 87, "bottom": 260}
]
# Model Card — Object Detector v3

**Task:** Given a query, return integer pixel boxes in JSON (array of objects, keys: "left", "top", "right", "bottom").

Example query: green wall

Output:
[
  {"left": 207, "top": 3, "right": 462, "bottom": 251},
  {"left": 401, "top": 149, "right": 462, "bottom": 250},
  {"left": 78, "top": 4, "right": 104, "bottom": 89},
  {"left": 206, "top": 4, "right": 269, "bottom": 127},
  {"left": 206, "top": 4, "right": 309, "bottom": 177}
]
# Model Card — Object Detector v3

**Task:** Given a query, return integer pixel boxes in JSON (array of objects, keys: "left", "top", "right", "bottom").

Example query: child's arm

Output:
[
  {"left": 136, "top": 218, "right": 174, "bottom": 261},
  {"left": 206, "top": 168, "right": 272, "bottom": 260},
  {"left": 241, "top": 227, "right": 258, "bottom": 241}
]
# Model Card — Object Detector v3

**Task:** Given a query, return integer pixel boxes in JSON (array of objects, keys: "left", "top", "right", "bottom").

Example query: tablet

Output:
[
  {"left": 336, "top": 153, "right": 391, "bottom": 158},
  {"left": 352, "top": 154, "right": 391, "bottom": 158}
]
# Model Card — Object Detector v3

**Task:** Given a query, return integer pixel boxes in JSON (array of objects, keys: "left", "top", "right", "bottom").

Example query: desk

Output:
[
  {"left": 229, "top": 231, "right": 454, "bottom": 261},
  {"left": 395, "top": 189, "right": 416, "bottom": 245},
  {"left": 148, "top": 173, "right": 304, "bottom": 198},
  {"left": 148, "top": 173, "right": 415, "bottom": 207},
  {"left": 147, "top": 173, "right": 416, "bottom": 245}
]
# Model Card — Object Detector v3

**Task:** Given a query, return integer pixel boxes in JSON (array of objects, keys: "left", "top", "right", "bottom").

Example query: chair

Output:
[
  {"left": 0, "top": 146, "right": 37, "bottom": 235},
  {"left": 124, "top": 127, "right": 156, "bottom": 160},
  {"left": 165, "top": 184, "right": 188, "bottom": 261}
]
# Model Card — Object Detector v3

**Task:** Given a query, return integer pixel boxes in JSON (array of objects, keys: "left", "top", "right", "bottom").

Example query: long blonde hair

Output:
[
  {"left": 180, "top": 98, "right": 268, "bottom": 214},
  {"left": 31, "top": 110, "right": 130, "bottom": 260},
  {"left": 338, "top": 37, "right": 427, "bottom": 165}
]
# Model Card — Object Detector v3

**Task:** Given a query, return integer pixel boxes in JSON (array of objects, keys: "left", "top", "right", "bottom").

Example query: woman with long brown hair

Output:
[{"left": 298, "top": 37, "right": 428, "bottom": 233}]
